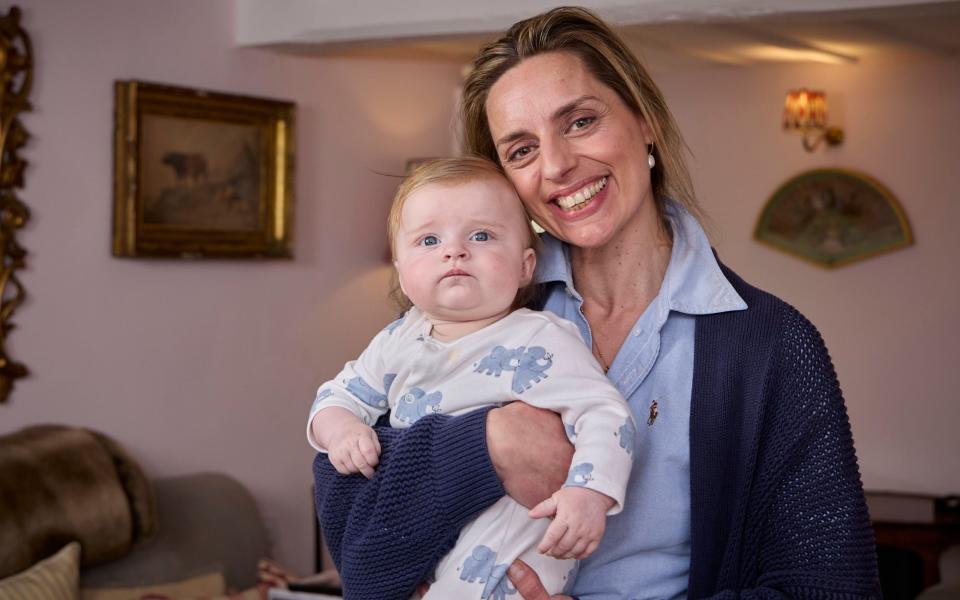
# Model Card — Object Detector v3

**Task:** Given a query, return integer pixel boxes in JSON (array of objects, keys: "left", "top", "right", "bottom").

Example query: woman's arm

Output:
[
  {"left": 688, "top": 307, "right": 879, "bottom": 600},
  {"left": 314, "top": 403, "right": 572, "bottom": 600},
  {"left": 487, "top": 402, "right": 574, "bottom": 508}
]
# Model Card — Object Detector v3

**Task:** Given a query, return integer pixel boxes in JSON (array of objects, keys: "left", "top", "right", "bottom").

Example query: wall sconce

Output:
[{"left": 782, "top": 89, "right": 844, "bottom": 152}]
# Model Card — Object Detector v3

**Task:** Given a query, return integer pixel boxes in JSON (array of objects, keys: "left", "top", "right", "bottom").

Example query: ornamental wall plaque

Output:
[
  {"left": 0, "top": 6, "right": 32, "bottom": 403},
  {"left": 754, "top": 168, "right": 913, "bottom": 269}
]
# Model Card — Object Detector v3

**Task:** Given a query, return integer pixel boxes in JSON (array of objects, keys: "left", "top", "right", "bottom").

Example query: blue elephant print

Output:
[
  {"left": 565, "top": 462, "right": 594, "bottom": 487},
  {"left": 394, "top": 387, "right": 443, "bottom": 424},
  {"left": 383, "top": 373, "right": 397, "bottom": 397},
  {"left": 384, "top": 314, "right": 405, "bottom": 334},
  {"left": 345, "top": 376, "right": 388, "bottom": 409},
  {"left": 474, "top": 346, "right": 522, "bottom": 377},
  {"left": 459, "top": 545, "right": 517, "bottom": 600},
  {"left": 618, "top": 417, "right": 637, "bottom": 455},
  {"left": 564, "top": 422, "right": 577, "bottom": 442},
  {"left": 310, "top": 388, "right": 334, "bottom": 413},
  {"left": 474, "top": 345, "right": 553, "bottom": 395}
]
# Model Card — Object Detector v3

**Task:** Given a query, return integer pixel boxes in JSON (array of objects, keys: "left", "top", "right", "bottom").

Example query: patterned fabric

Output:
[
  {"left": 315, "top": 409, "right": 502, "bottom": 600},
  {"left": 309, "top": 307, "right": 634, "bottom": 597},
  {"left": 313, "top": 262, "right": 880, "bottom": 600},
  {"left": 0, "top": 542, "right": 79, "bottom": 600},
  {"left": 308, "top": 307, "right": 634, "bottom": 511}
]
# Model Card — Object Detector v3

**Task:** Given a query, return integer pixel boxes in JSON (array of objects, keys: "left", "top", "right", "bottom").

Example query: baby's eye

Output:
[
  {"left": 420, "top": 235, "right": 440, "bottom": 247},
  {"left": 470, "top": 231, "right": 490, "bottom": 242}
]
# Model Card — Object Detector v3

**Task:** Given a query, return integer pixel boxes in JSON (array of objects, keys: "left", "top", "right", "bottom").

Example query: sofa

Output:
[{"left": 0, "top": 424, "right": 270, "bottom": 597}]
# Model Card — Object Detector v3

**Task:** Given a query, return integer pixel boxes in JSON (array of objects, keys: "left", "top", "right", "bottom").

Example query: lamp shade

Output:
[{"left": 783, "top": 89, "right": 828, "bottom": 130}]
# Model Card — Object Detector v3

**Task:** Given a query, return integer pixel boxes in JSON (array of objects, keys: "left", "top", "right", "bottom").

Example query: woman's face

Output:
[{"left": 485, "top": 51, "right": 656, "bottom": 250}]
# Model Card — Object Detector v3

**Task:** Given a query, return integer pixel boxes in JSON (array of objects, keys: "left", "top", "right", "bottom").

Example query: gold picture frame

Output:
[{"left": 113, "top": 81, "right": 295, "bottom": 258}]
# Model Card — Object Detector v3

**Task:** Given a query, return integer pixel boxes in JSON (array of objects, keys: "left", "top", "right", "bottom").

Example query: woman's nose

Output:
[{"left": 540, "top": 136, "right": 576, "bottom": 182}]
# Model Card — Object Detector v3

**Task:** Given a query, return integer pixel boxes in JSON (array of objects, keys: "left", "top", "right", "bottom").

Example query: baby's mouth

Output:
[{"left": 441, "top": 268, "right": 470, "bottom": 280}]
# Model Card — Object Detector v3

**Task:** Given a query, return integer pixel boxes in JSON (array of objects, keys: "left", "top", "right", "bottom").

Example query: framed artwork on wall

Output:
[
  {"left": 112, "top": 81, "right": 295, "bottom": 258},
  {"left": 754, "top": 168, "right": 913, "bottom": 269}
]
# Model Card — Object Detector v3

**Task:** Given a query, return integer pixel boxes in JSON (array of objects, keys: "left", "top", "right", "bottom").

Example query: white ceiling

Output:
[{"left": 236, "top": 0, "right": 960, "bottom": 68}]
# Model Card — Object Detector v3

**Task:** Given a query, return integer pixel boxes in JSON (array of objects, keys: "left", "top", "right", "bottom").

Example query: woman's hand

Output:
[
  {"left": 508, "top": 560, "right": 573, "bottom": 600},
  {"left": 486, "top": 403, "right": 573, "bottom": 508}
]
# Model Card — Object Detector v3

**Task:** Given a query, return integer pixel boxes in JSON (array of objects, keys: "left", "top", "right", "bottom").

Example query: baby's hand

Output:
[
  {"left": 327, "top": 421, "right": 380, "bottom": 479},
  {"left": 529, "top": 487, "right": 615, "bottom": 560}
]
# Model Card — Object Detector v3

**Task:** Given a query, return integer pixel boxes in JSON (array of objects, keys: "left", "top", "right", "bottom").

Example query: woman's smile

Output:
[
  {"left": 554, "top": 176, "right": 607, "bottom": 212},
  {"left": 485, "top": 51, "right": 657, "bottom": 250}
]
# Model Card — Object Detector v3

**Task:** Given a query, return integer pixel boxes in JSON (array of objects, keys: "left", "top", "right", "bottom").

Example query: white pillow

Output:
[{"left": 0, "top": 541, "right": 80, "bottom": 600}]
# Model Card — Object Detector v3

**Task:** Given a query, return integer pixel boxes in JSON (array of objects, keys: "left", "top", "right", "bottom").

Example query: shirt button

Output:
[{"left": 633, "top": 329, "right": 643, "bottom": 336}]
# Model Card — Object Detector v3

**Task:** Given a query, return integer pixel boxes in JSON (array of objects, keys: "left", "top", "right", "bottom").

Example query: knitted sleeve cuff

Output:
[{"left": 430, "top": 406, "right": 505, "bottom": 528}]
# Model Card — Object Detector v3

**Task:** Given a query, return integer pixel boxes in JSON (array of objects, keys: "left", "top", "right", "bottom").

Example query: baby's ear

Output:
[
  {"left": 520, "top": 247, "right": 537, "bottom": 285},
  {"left": 395, "top": 263, "right": 407, "bottom": 294}
]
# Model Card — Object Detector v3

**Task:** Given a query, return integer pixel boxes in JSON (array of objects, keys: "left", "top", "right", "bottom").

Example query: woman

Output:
[{"left": 313, "top": 7, "right": 879, "bottom": 600}]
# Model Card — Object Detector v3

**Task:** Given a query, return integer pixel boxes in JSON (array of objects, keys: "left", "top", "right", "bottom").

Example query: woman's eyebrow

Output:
[{"left": 494, "top": 95, "right": 602, "bottom": 149}]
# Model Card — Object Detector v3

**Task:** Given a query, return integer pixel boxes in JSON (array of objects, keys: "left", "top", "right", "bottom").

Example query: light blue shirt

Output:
[{"left": 534, "top": 202, "right": 747, "bottom": 600}]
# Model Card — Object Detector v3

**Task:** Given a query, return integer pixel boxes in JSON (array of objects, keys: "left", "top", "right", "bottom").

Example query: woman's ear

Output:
[
  {"left": 638, "top": 117, "right": 655, "bottom": 146},
  {"left": 520, "top": 247, "right": 537, "bottom": 286}
]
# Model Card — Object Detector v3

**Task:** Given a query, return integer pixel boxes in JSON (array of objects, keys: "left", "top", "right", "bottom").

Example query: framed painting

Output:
[
  {"left": 754, "top": 168, "right": 913, "bottom": 269},
  {"left": 112, "top": 81, "right": 295, "bottom": 258}
]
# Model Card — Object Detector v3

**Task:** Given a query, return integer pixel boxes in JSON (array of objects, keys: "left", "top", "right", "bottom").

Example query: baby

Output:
[{"left": 307, "top": 157, "right": 635, "bottom": 599}]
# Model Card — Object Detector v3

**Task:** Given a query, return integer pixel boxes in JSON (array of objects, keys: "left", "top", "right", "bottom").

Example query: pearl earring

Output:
[{"left": 647, "top": 144, "right": 656, "bottom": 169}]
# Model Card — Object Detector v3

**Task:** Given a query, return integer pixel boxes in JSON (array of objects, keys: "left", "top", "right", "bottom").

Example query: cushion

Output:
[
  {"left": 0, "top": 541, "right": 80, "bottom": 600},
  {"left": 80, "top": 571, "right": 225, "bottom": 600}
]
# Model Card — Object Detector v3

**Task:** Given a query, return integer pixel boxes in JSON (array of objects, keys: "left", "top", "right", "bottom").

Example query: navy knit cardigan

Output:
[{"left": 314, "top": 264, "right": 881, "bottom": 600}]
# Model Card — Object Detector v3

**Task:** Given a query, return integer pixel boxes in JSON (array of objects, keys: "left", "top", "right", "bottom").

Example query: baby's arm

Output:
[
  {"left": 312, "top": 407, "right": 381, "bottom": 479},
  {"left": 507, "top": 317, "right": 637, "bottom": 559},
  {"left": 307, "top": 315, "right": 403, "bottom": 472},
  {"left": 529, "top": 486, "right": 615, "bottom": 559}
]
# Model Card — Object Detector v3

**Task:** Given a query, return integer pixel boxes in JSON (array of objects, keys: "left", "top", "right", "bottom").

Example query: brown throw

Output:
[{"left": 0, "top": 425, "right": 157, "bottom": 578}]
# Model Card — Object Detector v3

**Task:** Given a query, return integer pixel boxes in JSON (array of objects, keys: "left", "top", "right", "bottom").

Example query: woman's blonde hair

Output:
[
  {"left": 461, "top": 6, "right": 703, "bottom": 224},
  {"left": 387, "top": 156, "right": 542, "bottom": 311}
]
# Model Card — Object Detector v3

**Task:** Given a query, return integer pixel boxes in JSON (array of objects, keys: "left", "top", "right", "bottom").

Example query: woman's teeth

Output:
[{"left": 556, "top": 177, "right": 606, "bottom": 211}]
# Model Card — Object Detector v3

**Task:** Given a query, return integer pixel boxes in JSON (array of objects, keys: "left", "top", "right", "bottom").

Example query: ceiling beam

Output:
[{"left": 235, "top": 0, "right": 942, "bottom": 47}]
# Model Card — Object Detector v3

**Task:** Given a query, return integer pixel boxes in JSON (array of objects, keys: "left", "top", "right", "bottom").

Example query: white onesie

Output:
[{"left": 307, "top": 307, "right": 635, "bottom": 599}]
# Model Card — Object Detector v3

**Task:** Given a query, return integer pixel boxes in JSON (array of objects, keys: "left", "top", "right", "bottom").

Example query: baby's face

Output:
[{"left": 393, "top": 177, "right": 536, "bottom": 324}]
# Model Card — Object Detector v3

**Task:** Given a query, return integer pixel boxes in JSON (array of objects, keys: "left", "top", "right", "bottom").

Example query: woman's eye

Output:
[
  {"left": 507, "top": 145, "right": 534, "bottom": 162},
  {"left": 470, "top": 231, "right": 490, "bottom": 242},
  {"left": 570, "top": 116, "right": 595, "bottom": 131},
  {"left": 420, "top": 235, "right": 439, "bottom": 247}
]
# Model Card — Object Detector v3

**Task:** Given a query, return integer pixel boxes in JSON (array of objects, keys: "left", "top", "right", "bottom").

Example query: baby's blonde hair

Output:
[{"left": 387, "top": 157, "right": 541, "bottom": 311}]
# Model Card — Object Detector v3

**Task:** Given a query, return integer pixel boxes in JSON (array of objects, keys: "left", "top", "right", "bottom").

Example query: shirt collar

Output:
[{"left": 532, "top": 201, "right": 747, "bottom": 315}]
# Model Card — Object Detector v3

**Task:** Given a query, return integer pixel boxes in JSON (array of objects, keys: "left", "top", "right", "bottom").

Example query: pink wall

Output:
[
  {"left": 5, "top": 0, "right": 959, "bottom": 578},
  {"left": 654, "top": 50, "right": 960, "bottom": 494},
  {"left": 4, "top": 0, "right": 462, "bottom": 573}
]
